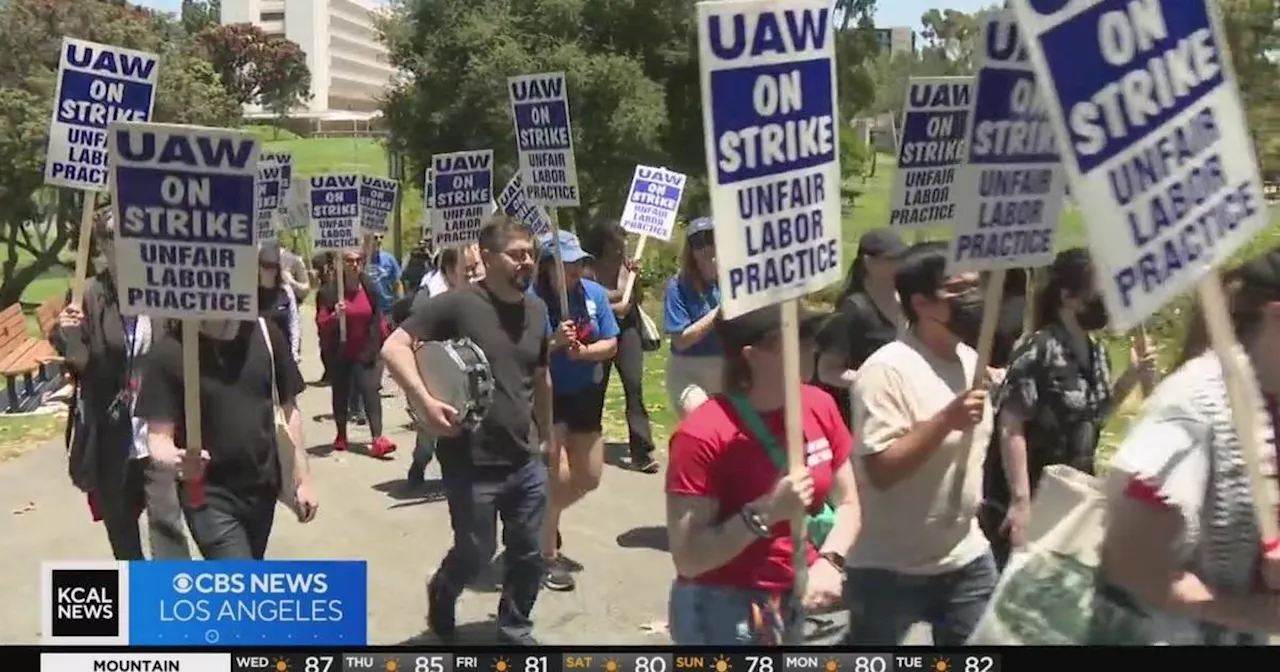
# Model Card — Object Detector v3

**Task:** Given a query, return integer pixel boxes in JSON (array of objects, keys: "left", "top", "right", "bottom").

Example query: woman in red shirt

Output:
[
  {"left": 666, "top": 304, "right": 862, "bottom": 645},
  {"left": 316, "top": 250, "right": 395, "bottom": 457}
]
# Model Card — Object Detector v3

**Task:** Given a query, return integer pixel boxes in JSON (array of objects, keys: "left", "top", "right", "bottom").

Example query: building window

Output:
[{"left": 260, "top": 11, "right": 284, "bottom": 21}]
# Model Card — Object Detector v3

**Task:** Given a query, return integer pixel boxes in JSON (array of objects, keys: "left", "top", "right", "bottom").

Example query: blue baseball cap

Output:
[
  {"left": 538, "top": 230, "right": 593, "bottom": 264},
  {"left": 686, "top": 216, "right": 714, "bottom": 238}
]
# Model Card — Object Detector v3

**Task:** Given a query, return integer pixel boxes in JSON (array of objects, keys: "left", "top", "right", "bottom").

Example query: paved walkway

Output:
[{"left": 0, "top": 316, "right": 903, "bottom": 645}]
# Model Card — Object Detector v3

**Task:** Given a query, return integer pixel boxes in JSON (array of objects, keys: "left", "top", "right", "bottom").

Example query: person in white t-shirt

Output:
[
  {"left": 846, "top": 241, "right": 997, "bottom": 645},
  {"left": 406, "top": 243, "right": 484, "bottom": 486}
]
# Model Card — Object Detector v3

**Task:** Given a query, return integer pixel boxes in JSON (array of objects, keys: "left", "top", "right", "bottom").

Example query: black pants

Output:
[
  {"left": 183, "top": 485, "right": 277, "bottom": 560},
  {"left": 331, "top": 358, "right": 382, "bottom": 437},
  {"left": 602, "top": 311, "right": 655, "bottom": 461},
  {"left": 435, "top": 457, "right": 548, "bottom": 642},
  {"left": 92, "top": 425, "right": 190, "bottom": 560}
]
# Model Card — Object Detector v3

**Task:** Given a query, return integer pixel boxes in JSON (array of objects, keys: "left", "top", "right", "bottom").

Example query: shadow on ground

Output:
[
  {"left": 372, "top": 478, "right": 447, "bottom": 505},
  {"left": 616, "top": 526, "right": 668, "bottom": 552}
]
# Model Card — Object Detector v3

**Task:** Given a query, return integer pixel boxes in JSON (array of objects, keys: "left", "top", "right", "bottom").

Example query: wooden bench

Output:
[
  {"left": 0, "top": 303, "right": 60, "bottom": 412},
  {"left": 35, "top": 295, "right": 65, "bottom": 340}
]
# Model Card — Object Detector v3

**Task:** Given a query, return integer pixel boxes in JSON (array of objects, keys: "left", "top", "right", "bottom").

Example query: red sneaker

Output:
[
  {"left": 369, "top": 436, "right": 397, "bottom": 458},
  {"left": 333, "top": 434, "right": 348, "bottom": 452}
]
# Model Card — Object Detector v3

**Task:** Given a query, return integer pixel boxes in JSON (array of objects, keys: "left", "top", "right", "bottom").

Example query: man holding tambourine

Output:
[{"left": 382, "top": 215, "right": 554, "bottom": 646}]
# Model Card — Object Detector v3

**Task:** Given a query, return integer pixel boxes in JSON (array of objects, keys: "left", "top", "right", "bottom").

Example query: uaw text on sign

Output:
[{"left": 698, "top": 0, "right": 843, "bottom": 317}]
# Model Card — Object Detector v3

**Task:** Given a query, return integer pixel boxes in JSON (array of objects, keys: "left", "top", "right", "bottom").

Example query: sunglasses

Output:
[{"left": 259, "top": 262, "right": 280, "bottom": 271}]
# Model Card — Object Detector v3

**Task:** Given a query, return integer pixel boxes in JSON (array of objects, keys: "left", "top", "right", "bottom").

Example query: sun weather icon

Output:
[
  {"left": 494, "top": 658, "right": 511, "bottom": 672},
  {"left": 604, "top": 660, "right": 621, "bottom": 672},
  {"left": 712, "top": 657, "right": 731, "bottom": 672},
  {"left": 823, "top": 660, "right": 839, "bottom": 672},
  {"left": 933, "top": 658, "right": 950, "bottom": 672},
  {"left": 274, "top": 658, "right": 290, "bottom": 672}
]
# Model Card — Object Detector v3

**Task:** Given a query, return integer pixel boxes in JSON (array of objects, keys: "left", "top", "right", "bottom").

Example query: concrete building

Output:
[
  {"left": 874, "top": 27, "right": 916, "bottom": 57},
  {"left": 221, "top": 0, "right": 396, "bottom": 115}
]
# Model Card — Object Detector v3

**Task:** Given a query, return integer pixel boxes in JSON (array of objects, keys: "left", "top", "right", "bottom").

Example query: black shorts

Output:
[{"left": 552, "top": 383, "right": 607, "bottom": 433}]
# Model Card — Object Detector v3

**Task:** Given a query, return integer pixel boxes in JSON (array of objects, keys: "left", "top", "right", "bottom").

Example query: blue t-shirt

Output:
[
  {"left": 365, "top": 249, "right": 402, "bottom": 313},
  {"left": 663, "top": 275, "right": 721, "bottom": 357},
  {"left": 540, "top": 279, "right": 620, "bottom": 394}
]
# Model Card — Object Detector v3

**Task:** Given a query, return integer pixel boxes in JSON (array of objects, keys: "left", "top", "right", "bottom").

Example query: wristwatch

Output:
[
  {"left": 820, "top": 551, "right": 846, "bottom": 574},
  {"left": 739, "top": 504, "right": 772, "bottom": 538}
]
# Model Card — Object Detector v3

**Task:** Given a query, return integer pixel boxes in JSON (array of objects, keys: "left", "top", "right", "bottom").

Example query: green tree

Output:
[
  {"left": 0, "top": 0, "right": 239, "bottom": 308},
  {"left": 180, "top": 0, "right": 221, "bottom": 35},
  {"left": 197, "top": 23, "right": 312, "bottom": 112},
  {"left": 379, "top": 0, "right": 881, "bottom": 222}
]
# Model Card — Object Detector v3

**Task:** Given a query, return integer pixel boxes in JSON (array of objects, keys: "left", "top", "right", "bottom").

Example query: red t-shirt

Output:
[{"left": 665, "top": 385, "right": 853, "bottom": 591}]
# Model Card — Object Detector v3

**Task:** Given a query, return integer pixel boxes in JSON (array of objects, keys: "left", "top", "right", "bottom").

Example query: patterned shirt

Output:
[{"left": 984, "top": 322, "right": 1115, "bottom": 508}]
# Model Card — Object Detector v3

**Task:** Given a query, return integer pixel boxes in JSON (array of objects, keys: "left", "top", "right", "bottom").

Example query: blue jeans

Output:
[
  {"left": 669, "top": 582, "right": 802, "bottom": 645},
  {"left": 434, "top": 457, "right": 548, "bottom": 642},
  {"left": 408, "top": 433, "right": 435, "bottom": 479},
  {"left": 844, "top": 551, "right": 998, "bottom": 645}
]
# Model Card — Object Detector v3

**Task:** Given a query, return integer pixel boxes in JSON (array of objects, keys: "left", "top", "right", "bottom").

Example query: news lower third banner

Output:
[{"left": 41, "top": 560, "right": 368, "bottom": 646}]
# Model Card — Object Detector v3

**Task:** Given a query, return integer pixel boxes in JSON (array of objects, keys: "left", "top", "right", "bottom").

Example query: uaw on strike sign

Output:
[
  {"left": 46, "top": 38, "right": 158, "bottom": 191},
  {"left": 697, "top": 0, "right": 842, "bottom": 318},
  {"left": 1014, "top": 0, "right": 1268, "bottom": 330},
  {"left": 108, "top": 124, "right": 261, "bottom": 321}
]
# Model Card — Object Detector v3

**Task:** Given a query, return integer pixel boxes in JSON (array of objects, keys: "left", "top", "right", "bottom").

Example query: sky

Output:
[{"left": 132, "top": 0, "right": 993, "bottom": 32}]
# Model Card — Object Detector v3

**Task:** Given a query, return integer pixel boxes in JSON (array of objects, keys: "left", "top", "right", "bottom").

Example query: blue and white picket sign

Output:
[
  {"left": 1013, "top": 0, "right": 1268, "bottom": 331},
  {"left": 108, "top": 123, "right": 261, "bottom": 321},
  {"left": 947, "top": 11, "right": 1067, "bottom": 273},
  {"left": 618, "top": 165, "right": 687, "bottom": 242},
  {"left": 496, "top": 172, "right": 552, "bottom": 236},
  {"left": 358, "top": 175, "right": 399, "bottom": 236},
  {"left": 888, "top": 76, "right": 971, "bottom": 230},
  {"left": 261, "top": 151, "right": 293, "bottom": 213},
  {"left": 255, "top": 157, "right": 283, "bottom": 242},
  {"left": 47, "top": 38, "right": 159, "bottom": 192},
  {"left": 307, "top": 174, "right": 361, "bottom": 253},
  {"left": 697, "top": 0, "right": 842, "bottom": 318},
  {"left": 508, "top": 72, "right": 579, "bottom": 207},
  {"left": 430, "top": 150, "right": 494, "bottom": 248}
]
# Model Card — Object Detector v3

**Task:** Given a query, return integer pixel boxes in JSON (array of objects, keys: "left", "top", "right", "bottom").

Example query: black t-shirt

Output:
[
  {"left": 135, "top": 320, "right": 305, "bottom": 492},
  {"left": 816, "top": 291, "right": 899, "bottom": 424},
  {"left": 401, "top": 283, "right": 550, "bottom": 467}
]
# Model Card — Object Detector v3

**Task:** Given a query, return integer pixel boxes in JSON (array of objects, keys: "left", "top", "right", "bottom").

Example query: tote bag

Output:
[
  {"left": 258, "top": 319, "right": 304, "bottom": 519},
  {"left": 967, "top": 465, "right": 1150, "bottom": 645}
]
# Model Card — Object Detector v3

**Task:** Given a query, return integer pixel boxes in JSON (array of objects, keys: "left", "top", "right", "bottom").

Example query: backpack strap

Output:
[{"left": 727, "top": 393, "right": 787, "bottom": 471}]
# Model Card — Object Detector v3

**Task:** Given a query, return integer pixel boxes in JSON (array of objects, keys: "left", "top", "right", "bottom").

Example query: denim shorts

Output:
[{"left": 668, "top": 581, "right": 802, "bottom": 646}]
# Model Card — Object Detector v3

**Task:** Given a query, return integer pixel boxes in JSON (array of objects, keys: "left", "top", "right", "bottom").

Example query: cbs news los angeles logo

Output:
[{"left": 41, "top": 561, "right": 131, "bottom": 645}]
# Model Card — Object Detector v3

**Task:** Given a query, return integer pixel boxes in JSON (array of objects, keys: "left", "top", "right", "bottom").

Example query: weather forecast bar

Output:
[{"left": 37, "top": 651, "right": 1003, "bottom": 672}]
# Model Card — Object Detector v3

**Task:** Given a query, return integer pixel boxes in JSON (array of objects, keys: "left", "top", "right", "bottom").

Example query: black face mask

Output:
[
  {"left": 1078, "top": 297, "right": 1109, "bottom": 331},
  {"left": 947, "top": 292, "right": 984, "bottom": 346}
]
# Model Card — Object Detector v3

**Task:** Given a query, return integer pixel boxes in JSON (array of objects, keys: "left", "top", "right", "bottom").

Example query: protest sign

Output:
[
  {"left": 508, "top": 72, "right": 579, "bottom": 207},
  {"left": 1013, "top": 0, "right": 1268, "bottom": 331},
  {"left": 48, "top": 38, "right": 160, "bottom": 306},
  {"left": 308, "top": 174, "right": 360, "bottom": 254},
  {"left": 284, "top": 178, "right": 310, "bottom": 230},
  {"left": 619, "top": 165, "right": 687, "bottom": 242},
  {"left": 698, "top": 0, "right": 842, "bottom": 319},
  {"left": 496, "top": 172, "right": 552, "bottom": 237},
  {"left": 262, "top": 151, "right": 293, "bottom": 213},
  {"left": 359, "top": 175, "right": 399, "bottom": 236},
  {"left": 47, "top": 38, "right": 159, "bottom": 192},
  {"left": 430, "top": 150, "right": 494, "bottom": 248},
  {"left": 256, "top": 157, "right": 283, "bottom": 242},
  {"left": 948, "top": 11, "right": 1066, "bottom": 273},
  {"left": 888, "top": 76, "right": 971, "bottom": 230},
  {"left": 108, "top": 123, "right": 260, "bottom": 321},
  {"left": 1012, "top": 0, "right": 1274, "bottom": 538}
]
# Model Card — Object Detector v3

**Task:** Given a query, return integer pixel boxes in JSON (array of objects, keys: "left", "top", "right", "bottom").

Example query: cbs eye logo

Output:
[{"left": 172, "top": 573, "right": 195, "bottom": 594}]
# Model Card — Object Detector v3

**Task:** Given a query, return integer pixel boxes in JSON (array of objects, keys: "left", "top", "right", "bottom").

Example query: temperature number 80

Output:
[{"left": 635, "top": 657, "right": 667, "bottom": 672}]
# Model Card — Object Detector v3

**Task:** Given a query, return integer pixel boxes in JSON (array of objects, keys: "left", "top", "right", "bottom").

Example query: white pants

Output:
[{"left": 665, "top": 354, "right": 724, "bottom": 419}]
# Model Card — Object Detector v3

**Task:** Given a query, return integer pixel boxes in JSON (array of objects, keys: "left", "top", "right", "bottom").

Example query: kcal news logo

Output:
[{"left": 42, "top": 561, "right": 130, "bottom": 645}]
